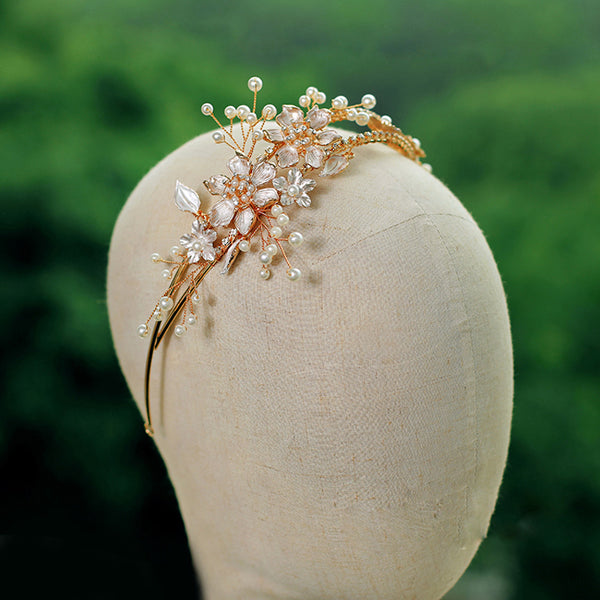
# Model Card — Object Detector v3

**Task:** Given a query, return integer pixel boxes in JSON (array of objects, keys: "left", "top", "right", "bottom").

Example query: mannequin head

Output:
[{"left": 107, "top": 128, "right": 512, "bottom": 600}]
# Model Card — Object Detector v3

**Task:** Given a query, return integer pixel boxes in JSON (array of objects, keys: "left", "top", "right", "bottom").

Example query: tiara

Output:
[{"left": 138, "top": 76, "right": 428, "bottom": 436}]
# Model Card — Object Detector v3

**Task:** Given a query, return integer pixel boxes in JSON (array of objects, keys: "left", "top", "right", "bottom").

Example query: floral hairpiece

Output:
[{"left": 138, "top": 76, "right": 428, "bottom": 436}]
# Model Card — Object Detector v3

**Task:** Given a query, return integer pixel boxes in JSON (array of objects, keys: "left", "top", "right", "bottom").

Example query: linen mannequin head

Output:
[{"left": 107, "top": 83, "right": 512, "bottom": 600}]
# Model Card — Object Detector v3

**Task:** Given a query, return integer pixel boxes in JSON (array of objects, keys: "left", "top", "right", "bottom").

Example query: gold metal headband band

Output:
[{"left": 138, "top": 76, "right": 429, "bottom": 437}]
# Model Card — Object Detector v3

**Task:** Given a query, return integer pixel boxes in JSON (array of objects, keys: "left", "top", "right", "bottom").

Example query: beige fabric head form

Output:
[{"left": 107, "top": 129, "right": 513, "bottom": 600}]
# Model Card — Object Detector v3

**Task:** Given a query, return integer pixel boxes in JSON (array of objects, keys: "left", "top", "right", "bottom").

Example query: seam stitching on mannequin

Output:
[{"left": 314, "top": 212, "right": 478, "bottom": 265}]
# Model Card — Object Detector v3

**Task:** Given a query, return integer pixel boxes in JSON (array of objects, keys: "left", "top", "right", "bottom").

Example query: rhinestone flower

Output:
[
  {"left": 206, "top": 153, "right": 278, "bottom": 235},
  {"left": 264, "top": 105, "right": 342, "bottom": 169}
]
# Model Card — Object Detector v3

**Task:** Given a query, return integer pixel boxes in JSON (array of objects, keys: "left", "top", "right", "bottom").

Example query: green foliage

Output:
[{"left": 1, "top": 0, "right": 598, "bottom": 598}]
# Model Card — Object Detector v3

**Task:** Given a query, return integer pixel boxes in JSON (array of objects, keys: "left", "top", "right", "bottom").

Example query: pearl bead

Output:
[
  {"left": 299, "top": 94, "right": 311, "bottom": 107},
  {"left": 161, "top": 269, "right": 171, "bottom": 279},
  {"left": 315, "top": 91, "right": 326, "bottom": 104},
  {"left": 239, "top": 239, "right": 250, "bottom": 252},
  {"left": 287, "top": 184, "right": 300, "bottom": 197},
  {"left": 192, "top": 240, "right": 203, "bottom": 252},
  {"left": 259, "top": 267, "right": 271, "bottom": 280},
  {"left": 252, "top": 130, "right": 263, "bottom": 140},
  {"left": 201, "top": 103, "right": 213, "bottom": 115},
  {"left": 381, "top": 115, "right": 392, "bottom": 125},
  {"left": 151, "top": 253, "right": 161, "bottom": 263},
  {"left": 356, "top": 111, "right": 370, "bottom": 126},
  {"left": 286, "top": 267, "right": 301, "bottom": 281},
  {"left": 237, "top": 105, "right": 250, "bottom": 120},
  {"left": 246, "top": 112, "right": 258, "bottom": 125},
  {"left": 169, "top": 246, "right": 180, "bottom": 257},
  {"left": 271, "top": 204, "right": 283, "bottom": 217},
  {"left": 159, "top": 296, "right": 174, "bottom": 311},
  {"left": 288, "top": 231, "right": 304, "bottom": 246},
  {"left": 174, "top": 325, "right": 186, "bottom": 337},
  {"left": 191, "top": 293, "right": 200, "bottom": 304},
  {"left": 153, "top": 309, "right": 163, "bottom": 322},
  {"left": 423, "top": 163, "right": 433, "bottom": 173},
  {"left": 306, "top": 86, "right": 318, "bottom": 98},
  {"left": 247, "top": 76, "right": 263, "bottom": 92},
  {"left": 224, "top": 105, "right": 237, "bottom": 119},
  {"left": 347, "top": 108, "right": 358, "bottom": 121},
  {"left": 277, "top": 213, "right": 290, "bottom": 227},
  {"left": 212, "top": 131, "right": 224, "bottom": 143},
  {"left": 266, "top": 243, "right": 278, "bottom": 256},
  {"left": 412, "top": 137, "right": 421, "bottom": 148},
  {"left": 270, "top": 226, "right": 283, "bottom": 238},
  {"left": 262, "top": 104, "right": 277, "bottom": 120},
  {"left": 259, "top": 251, "right": 272, "bottom": 265},
  {"left": 137, "top": 324, "right": 148, "bottom": 338},
  {"left": 332, "top": 95, "right": 348, "bottom": 110},
  {"left": 361, "top": 94, "right": 376, "bottom": 109},
  {"left": 187, "top": 315, "right": 197, "bottom": 326}
]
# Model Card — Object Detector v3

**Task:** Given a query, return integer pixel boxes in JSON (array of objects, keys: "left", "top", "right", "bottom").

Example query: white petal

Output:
[
  {"left": 273, "top": 176, "right": 287, "bottom": 192},
  {"left": 175, "top": 181, "right": 201, "bottom": 213},
  {"left": 276, "top": 145, "right": 299, "bottom": 168},
  {"left": 187, "top": 249, "right": 201, "bottom": 264},
  {"left": 179, "top": 233, "right": 193, "bottom": 249},
  {"left": 251, "top": 161, "right": 276, "bottom": 186},
  {"left": 321, "top": 154, "right": 349, "bottom": 176},
  {"left": 287, "top": 167, "right": 302, "bottom": 185},
  {"left": 234, "top": 207, "right": 255, "bottom": 235},
  {"left": 296, "top": 193, "right": 311, "bottom": 208},
  {"left": 253, "top": 188, "right": 279, "bottom": 207},
  {"left": 227, "top": 152, "right": 251, "bottom": 176},
  {"left": 305, "top": 145, "right": 325, "bottom": 168},
  {"left": 204, "top": 228, "right": 217, "bottom": 243},
  {"left": 220, "top": 239, "right": 240, "bottom": 274},
  {"left": 264, "top": 128, "right": 284, "bottom": 142},
  {"left": 277, "top": 105, "right": 304, "bottom": 127},
  {"left": 300, "top": 177, "right": 316, "bottom": 193},
  {"left": 317, "top": 129, "right": 342, "bottom": 145},
  {"left": 280, "top": 193, "right": 293, "bottom": 206},
  {"left": 203, "top": 175, "right": 228, "bottom": 196},
  {"left": 209, "top": 199, "right": 236, "bottom": 227},
  {"left": 202, "top": 245, "right": 216, "bottom": 262},
  {"left": 307, "top": 107, "right": 331, "bottom": 130}
]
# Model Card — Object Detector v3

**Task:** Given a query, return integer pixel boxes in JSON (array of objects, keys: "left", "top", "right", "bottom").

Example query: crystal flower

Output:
[
  {"left": 273, "top": 168, "right": 316, "bottom": 208},
  {"left": 205, "top": 153, "right": 278, "bottom": 235},
  {"left": 264, "top": 105, "right": 341, "bottom": 169},
  {"left": 180, "top": 220, "right": 217, "bottom": 263}
]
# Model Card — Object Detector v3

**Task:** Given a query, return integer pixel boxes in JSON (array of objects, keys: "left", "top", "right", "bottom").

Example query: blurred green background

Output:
[{"left": 1, "top": 0, "right": 599, "bottom": 598}]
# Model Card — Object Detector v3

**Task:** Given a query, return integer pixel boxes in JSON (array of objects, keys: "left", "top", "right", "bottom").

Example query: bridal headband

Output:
[{"left": 138, "top": 76, "right": 429, "bottom": 436}]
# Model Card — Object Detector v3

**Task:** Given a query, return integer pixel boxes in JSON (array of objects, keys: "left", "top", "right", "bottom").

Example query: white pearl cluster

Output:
[{"left": 305, "top": 86, "right": 326, "bottom": 105}]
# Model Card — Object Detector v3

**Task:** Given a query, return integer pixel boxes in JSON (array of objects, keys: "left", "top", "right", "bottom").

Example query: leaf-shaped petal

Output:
[
  {"left": 287, "top": 167, "right": 302, "bottom": 185},
  {"left": 175, "top": 181, "right": 201, "bottom": 213},
  {"left": 300, "top": 177, "right": 316, "bottom": 193},
  {"left": 296, "top": 193, "right": 312, "bottom": 208},
  {"left": 276, "top": 145, "right": 299, "bottom": 168},
  {"left": 209, "top": 199, "right": 236, "bottom": 227},
  {"left": 203, "top": 228, "right": 217, "bottom": 243},
  {"left": 321, "top": 154, "right": 349, "bottom": 177},
  {"left": 253, "top": 187, "right": 279, "bottom": 207},
  {"left": 251, "top": 161, "right": 276, "bottom": 186},
  {"left": 220, "top": 239, "right": 241, "bottom": 274},
  {"left": 227, "top": 152, "right": 251, "bottom": 176},
  {"left": 305, "top": 145, "right": 325, "bottom": 168},
  {"left": 307, "top": 107, "right": 331, "bottom": 130},
  {"left": 317, "top": 129, "right": 342, "bottom": 145},
  {"left": 273, "top": 176, "right": 287, "bottom": 192},
  {"left": 264, "top": 128, "right": 284, "bottom": 142},
  {"left": 234, "top": 207, "right": 255, "bottom": 235},
  {"left": 203, "top": 175, "right": 229, "bottom": 196},
  {"left": 277, "top": 105, "right": 304, "bottom": 127}
]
